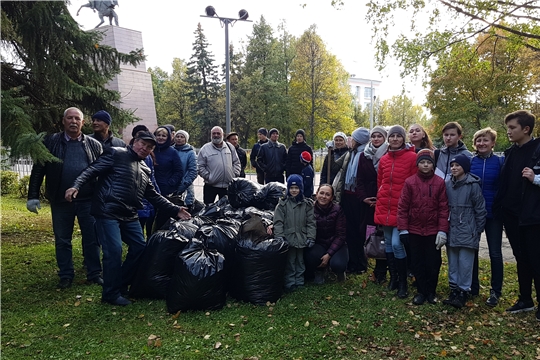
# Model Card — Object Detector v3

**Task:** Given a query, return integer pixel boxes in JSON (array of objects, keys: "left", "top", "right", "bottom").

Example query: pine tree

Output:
[
  {"left": 186, "top": 23, "right": 221, "bottom": 145},
  {"left": 1, "top": 1, "right": 144, "bottom": 163}
]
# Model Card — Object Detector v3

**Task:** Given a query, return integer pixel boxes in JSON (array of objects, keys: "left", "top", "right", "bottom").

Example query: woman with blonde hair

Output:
[{"left": 408, "top": 124, "right": 435, "bottom": 152}]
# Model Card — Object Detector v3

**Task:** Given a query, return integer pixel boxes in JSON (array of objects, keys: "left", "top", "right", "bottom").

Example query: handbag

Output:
[{"left": 364, "top": 226, "right": 386, "bottom": 260}]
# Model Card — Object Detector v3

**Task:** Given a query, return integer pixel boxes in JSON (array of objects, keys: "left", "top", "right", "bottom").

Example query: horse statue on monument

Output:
[{"left": 77, "top": 0, "right": 119, "bottom": 29}]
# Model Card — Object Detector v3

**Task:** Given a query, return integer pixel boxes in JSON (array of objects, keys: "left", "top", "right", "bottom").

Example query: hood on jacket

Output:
[
  {"left": 174, "top": 143, "right": 194, "bottom": 152},
  {"left": 154, "top": 126, "right": 173, "bottom": 149}
]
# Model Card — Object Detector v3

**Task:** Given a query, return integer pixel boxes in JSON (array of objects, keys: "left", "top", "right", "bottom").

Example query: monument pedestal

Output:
[{"left": 98, "top": 25, "right": 158, "bottom": 142}]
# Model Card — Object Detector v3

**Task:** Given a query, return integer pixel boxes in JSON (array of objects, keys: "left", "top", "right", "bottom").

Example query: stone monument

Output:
[{"left": 96, "top": 25, "right": 158, "bottom": 143}]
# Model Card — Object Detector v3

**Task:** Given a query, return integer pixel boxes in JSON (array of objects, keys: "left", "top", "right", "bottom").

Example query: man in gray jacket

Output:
[{"left": 197, "top": 126, "right": 241, "bottom": 204}]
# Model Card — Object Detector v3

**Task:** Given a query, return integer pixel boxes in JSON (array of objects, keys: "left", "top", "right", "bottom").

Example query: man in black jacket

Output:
[
  {"left": 256, "top": 128, "right": 287, "bottom": 184},
  {"left": 226, "top": 132, "right": 247, "bottom": 177},
  {"left": 27, "top": 107, "right": 103, "bottom": 289},
  {"left": 65, "top": 131, "right": 191, "bottom": 306},
  {"left": 493, "top": 110, "right": 540, "bottom": 319},
  {"left": 250, "top": 128, "right": 269, "bottom": 184},
  {"left": 88, "top": 110, "right": 126, "bottom": 149}
]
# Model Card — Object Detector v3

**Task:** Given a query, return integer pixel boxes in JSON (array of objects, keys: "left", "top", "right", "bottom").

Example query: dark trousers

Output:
[
  {"left": 304, "top": 244, "right": 349, "bottom": 276},
  {"left": 409, "top": 233, "right": 441, "bottom": 296},
  {"left": 139, "top": 212, "right": 155, "bottom": 240},
  {"left": 504, "top": 210, "right": 540, "bottom": 302},
  {"left": 341, "top": 194, "right": 368, "bottom": 273},
  {"left": 256, "top": 171, "right": 265, "bottom": 185},
  {"left": 265, "top": 174, "right": 284, "bottom": 184},
  {"left": 203, "top": 184, "right": 228, "bottom": 205}
]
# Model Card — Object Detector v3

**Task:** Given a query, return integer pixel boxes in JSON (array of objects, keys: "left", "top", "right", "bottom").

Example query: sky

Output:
[{"left": 68, "top": 0, "right": 427, "bottom": 104}]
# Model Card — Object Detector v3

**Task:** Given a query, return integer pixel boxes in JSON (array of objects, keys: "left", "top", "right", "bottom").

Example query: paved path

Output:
[{"left": 192, "top": 172, "right": 515, "bottom": 263}]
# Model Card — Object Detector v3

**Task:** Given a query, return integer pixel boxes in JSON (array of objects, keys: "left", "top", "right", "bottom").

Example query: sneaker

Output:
[
  {"left": 485, "top": 290, "right": 499, "bottom": 307},
  {"left": 506, "top": 299, "right": 535, "bottom": 313},
  {"left": 57, "top": 278, "right": 73, "bottom": 289},
  {"left": 449, "top": 290, "right": 467, "bottom": 309},
  {"left": 87, "top": 276, "right": 104, "bottom": 286},
  {"left": 101, "top": 296, "right": 132, "bottom": 306},
  {"left": 427, "top": 293, "right": 438, "bottom": 304},
  {"left": 443, "top": 289, "right": 458, "bottom": 306},
  {"left": 412, "top": 293, "right": 426, "bottom": 305}
]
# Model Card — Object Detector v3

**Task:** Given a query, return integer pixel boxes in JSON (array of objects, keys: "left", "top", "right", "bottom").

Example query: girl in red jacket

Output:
[
  {"left": 374, "top": 125, "right": 417, "bottom": 298},
  {"left": 397, "top": 149, "right": 450, "bottom": 305}
]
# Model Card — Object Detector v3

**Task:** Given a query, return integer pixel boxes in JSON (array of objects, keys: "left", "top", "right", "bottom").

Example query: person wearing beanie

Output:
[
  {"left": 320, "top": 131, "right": 349, "bottom": 185},
  {"left": 273, "top": 174, "right": 317, "bottom": 292},
  {"left": 331, "top": 127, "right": 371, "bottom": 274},
  {"left": 397, "top": 148, "right": 449, "bottom": 305},
  {"left": 226, "top": 132, "right": 247, "bottom": 178},
  {"left": 251, "top": 128, "right": 269, "bottom": 184},
  {"left": 89, "top": 110, "right": 126, "bottom": 149},
  {"left": 374, "top": 124, "right": 417, "bottom": 299},
  {"left": 131, "top": 124, "right": 149, "bottom": 138},
  {"left": 255, "top": 127, "right": 287, "bottom": 184},
  {"left": 286, "top": 129, "right": 314, "bottom": 179},
  {"left": 300, "top": 151, "right": 315, "bottom": 198},
  {"left": 173, "top": 129, "right": 197, "bottom": 207},
  {"left": 435, "top": 122, "right": 472, "bottom": 181},
  {"left": 442, "top": 153, "right": 486, "bottom": 309}
]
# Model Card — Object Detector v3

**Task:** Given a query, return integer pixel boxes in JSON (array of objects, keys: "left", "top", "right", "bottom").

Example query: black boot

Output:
[
  {"left": 443, "top": 289, "right": 459, "bottom": 306},
  {"left": 374, "top": 259, "right": 388, "bottom": 284},
  {"left": 449, "top": 290, "right": 467, "bottom": 309},
  {"left": 386, "top": 253, "right": 398, "bottom": 291},
  {"left": 395, "top": 257, "right": 409, "bottom": 299}
]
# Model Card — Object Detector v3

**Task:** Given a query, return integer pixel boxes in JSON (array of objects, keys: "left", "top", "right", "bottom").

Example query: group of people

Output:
[{"left": 26, "top": 107, "right": 540, "bottom": 320}]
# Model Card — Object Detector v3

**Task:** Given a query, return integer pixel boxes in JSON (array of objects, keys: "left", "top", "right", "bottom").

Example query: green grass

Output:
[{"left": 2, "top": 195, "right": 538, "bottom": 359}]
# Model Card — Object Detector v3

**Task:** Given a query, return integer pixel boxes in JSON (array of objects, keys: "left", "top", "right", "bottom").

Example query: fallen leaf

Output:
[
  {"left": 74, "top": 300, "right": 81, "bottom": 307},
  {"left": 348, "top": 291, "right": 355, "bottom": 296},
  {"left": 204, "top": 335, "right": 211, "bottom": 340},
  {"left": 214, "top": 342, "right": 222, "bottom": 349},
  {"left": 332, "top": 320, "right": 339, "bottom": 326},
  {"left": 63, "top": 324, "right": 70, "bottom": 328},
  {"left": 304, "top": 321, "right": 310, "bottom": 327}
]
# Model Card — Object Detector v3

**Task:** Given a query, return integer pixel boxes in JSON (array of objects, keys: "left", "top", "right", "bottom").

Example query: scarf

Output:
[
  {"left": 363, "top": 142, "right": 388, "bottom": 171},
  {"left": 344, "top": 145, "right": 365, "bottom": 192}
]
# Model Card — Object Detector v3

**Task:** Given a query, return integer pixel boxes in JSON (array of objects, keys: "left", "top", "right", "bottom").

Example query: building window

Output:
[{"left": 364, "top": 87, "right": 372, "bottom": 98}]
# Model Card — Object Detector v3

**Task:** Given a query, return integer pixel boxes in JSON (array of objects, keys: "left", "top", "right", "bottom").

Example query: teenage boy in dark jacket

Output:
[{"left": 493, "top": 110, "right": 540, "bottom": 320}]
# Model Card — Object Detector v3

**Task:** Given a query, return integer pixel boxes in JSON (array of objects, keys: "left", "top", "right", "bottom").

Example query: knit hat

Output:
[
  {"left": 295, "top": 129, "right": 306, "bottom": 141},
  {"left": 351, "top": 127, "right": 370, "bottom": 145},
  {"left": 450, "top": 154, "right": 471, "bottom": 174},
  {"left": 131, "top": 124, "right": 149, "bottom": 137},
  {"left": 177, "top": 129, "right": 190, "bottom": 142},
  {"left": 416, "top": 149, "right": 435, "bottom": 165},
  {"left": 268, "top": 128, "right": 279, "bottom": 136},
  {"left": 92, "top": 110, "right": 112, "bottom": 125},
  {"left": 286, "top": 174, "right": 304, "bottom": 200},
  {"left": 257, "top": 128, "right": 268, "bottom": 136},
  {"left": 388, "top": 125, "right": 406, "bottom": 139},
  {"left": 370, "top": 125, "right": 388, "bottom": 140},
  {"left": 333, "top": 131, "right": 347, "bottom": 141},
  {"left": 300, "top": 151, "right": 312, "bottom": 164}
]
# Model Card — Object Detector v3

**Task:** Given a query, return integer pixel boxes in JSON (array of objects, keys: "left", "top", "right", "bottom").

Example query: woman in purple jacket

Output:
[{"left": 304, "top": 184, "right": 348, "bottom": 284}]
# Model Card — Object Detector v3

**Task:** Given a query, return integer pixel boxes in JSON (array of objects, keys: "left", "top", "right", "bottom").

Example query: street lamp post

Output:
[{"left": 201, "top": 6, "right": 251, "bottom": 135}]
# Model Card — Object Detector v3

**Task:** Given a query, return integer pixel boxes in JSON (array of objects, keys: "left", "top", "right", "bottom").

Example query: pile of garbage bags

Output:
[{"left": 130, "top": 178, "right": 289, "bottom": 312}]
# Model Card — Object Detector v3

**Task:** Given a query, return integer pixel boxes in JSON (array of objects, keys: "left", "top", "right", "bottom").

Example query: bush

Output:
[
  {"left": 1, "top": 171, "right": 19, "bottom": 195},
  {"left": 18, "top": 175, "right": 30, "bottom": 198}
]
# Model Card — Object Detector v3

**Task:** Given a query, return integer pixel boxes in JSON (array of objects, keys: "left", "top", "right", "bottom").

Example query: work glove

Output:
[
  {"left": 326, "top": 140, "right": 334, "bottom": 149},
  {"left": 26, "top": 199, "right": 41, "bottom": 214},
  {"left": 435, "top": 231, "right": 447, "bottom": 250},
  {"left": 306, "top": 238, "right": 315, "bottom": 248},
  {"left": 276, "top": 236, "right": 287, "bottom": 244},
  {"left": 399, "top": 230, "right": 409, "bottom": 247}
]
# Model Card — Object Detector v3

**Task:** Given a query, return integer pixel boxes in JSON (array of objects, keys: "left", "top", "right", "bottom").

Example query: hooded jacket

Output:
[
  {"left": 374, "top": 145, "right": 417, "bottom": 227},
  {"left": 435, "top": 140, "right": 472, "bottom": 181},
  {"left": 445, "top": 173, "right": 487, "bottom": 249},
  {"left": 153, "top": 126, "right": 183, "bottom": 196},
  {"left": 273, "top": 196, "right": 316, "bottom": 248},
  {"left": 173, "top": 143, "right": 197, "bottom": 194}
]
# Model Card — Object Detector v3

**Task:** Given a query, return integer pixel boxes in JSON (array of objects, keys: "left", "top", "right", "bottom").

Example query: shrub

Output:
[
  {"left": 18, "top": 175, "right": 30, "bottom": 198},
  {"left": 1, "top": 171, "right": 19, "bottom": 195}
]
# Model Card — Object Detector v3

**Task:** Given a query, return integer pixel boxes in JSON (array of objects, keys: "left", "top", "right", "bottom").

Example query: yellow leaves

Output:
[
  {"left": 94, "top": 44, "right": 99, "bottom": 49},
  {"left": 432, "top": 332, "right": 443, "bottom": 341},
  {"left": 147, "top": 334, "right": 161, "bottom": 347},
  {"left": 62, "top": 323, "right": 70, "bottom": 328},
  {"left": 331, "top": 320, "right": 340, "bottom": 326},
  {"left": 304, "top": 321, "right": 309, "bottom": 327},
  {"left": 204, "top": 334, "right": 211, "bottom": 340},
  {"left": 214, "top": 341, "right": 222, "bottom": 349}
]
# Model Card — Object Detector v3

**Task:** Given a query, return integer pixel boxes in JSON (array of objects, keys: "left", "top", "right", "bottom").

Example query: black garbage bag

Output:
[
  {"left": 166, "top": 238, "right": 226, "bottom": 313},
  {"left": 189, "top": 199, "right": 205, "bottom": 215},
  {"left": 224, "top": 206, "right": 246, "bottom": 220},
  {"left": 195, "top": 218, "right": 241, "bottom": 262},
  {"left": 227, "top": 178, "right": 262, "bottom": 208},
  {"left": 169, "top": 220, "right": 199, "bottom": 240},
  {"left": 230, "top": 237, "right": 289, "bottom": 305},
  {"left": 244, "top": 206, "right": 274, "bottom": 221},
  {"left": 198, "top": 196, "right": 230, "bottom": 219},
  {"left": 190, "top": 215, "right": 215, "bottom": 228},
  {"left": 130, "top": 230, "right": 190, "bottom": 299},
  {"left": 252, "top": 182, "right": 287, "bottom": 210}
]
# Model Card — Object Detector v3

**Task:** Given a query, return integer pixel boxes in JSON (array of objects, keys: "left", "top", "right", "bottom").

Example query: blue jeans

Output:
[
  {"left": 95, "top": 218, "right": 146, "bottom": 301},
  {"left": 484, "top": 217, "right": 503, "bottom": 296},
  {"left": 50, "top": 201, "right": 101, "bottom": 280},
  {"left": 383, "top": 226, "right": 406, "bottom": 259}
]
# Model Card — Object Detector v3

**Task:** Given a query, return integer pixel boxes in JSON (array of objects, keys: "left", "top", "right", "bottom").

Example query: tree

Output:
[
  {"left": 1, "top": 1, "right": 144, "bottom": 163},
  {"left": 147, "top": 66, "right": 169, "bottom": 118},
  {"left": 426, "top": 30, "right": 540, "bottom": 148},
  {"left": 186, "top": 23, "right": 221, "bottom": 145},
  {"left": 290, "top": 25, "right": 356, "bottom": 148},
  {"left": 366, "top": 0, "right": 540, "bottom": 77}
]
